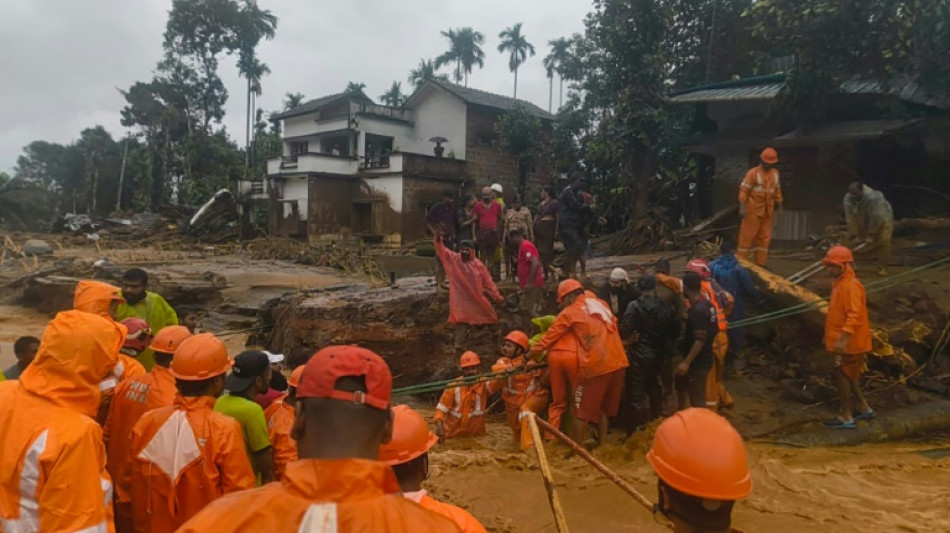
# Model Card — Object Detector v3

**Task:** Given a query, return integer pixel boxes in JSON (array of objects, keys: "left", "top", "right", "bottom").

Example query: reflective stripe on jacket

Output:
[
  {"left": 738, "top": 166, "right": 782, "bottom": 217},
  {"left": 433, "top": 380, "right": 501, "bottom": 439}
]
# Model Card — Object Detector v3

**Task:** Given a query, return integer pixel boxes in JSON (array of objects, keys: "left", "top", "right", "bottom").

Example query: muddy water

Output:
[
  {"left": 423, "top": 411, "right": 950, "bottom": 532},
  {"left": 0, "top": 305, "right": 53, "bottom": 370}
]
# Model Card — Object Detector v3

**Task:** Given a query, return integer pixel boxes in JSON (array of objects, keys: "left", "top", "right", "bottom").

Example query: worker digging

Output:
[{"left": 3, "top": 4, "right": 950, "bottom": 530}]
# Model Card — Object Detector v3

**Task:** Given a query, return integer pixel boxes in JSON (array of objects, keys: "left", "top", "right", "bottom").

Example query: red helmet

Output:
[
  {"left": 821, "top": 245, "right": 854, "bottom": 267},
  {"left": 459, "top": 351, "right": 481, "bottom": 368},
  {"left": 120, "top": 317, "right": 152, "bottom": 352},
  {"left": 685, "top": 259, "right": 712, "bottom": 279},
  {"left": 504, "top": 330, "right": 530, "bottom": 351},
  {"left": 760, "top": 147, "right": 779, "bottom": 164}
]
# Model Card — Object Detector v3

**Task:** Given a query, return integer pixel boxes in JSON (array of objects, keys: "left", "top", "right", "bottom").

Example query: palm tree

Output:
[
  {"left": 235, "top": 3, "right": 278, "bottom": 177},
  {"left": 545, "top": 37, "right": 572, "bottom": 110},
  {"left": 408, "top": 58, "right": 449, "bottom": 91},
  {"left": 497, "top": 23, "right": 535, "bottom": 98},
  {"left": 283, "top": 92, "right": 305, "bottom": 111},
  {"left": 345, "top": 82, "right": 367, "bottom": 94},
  {"left": 435, "top": 27, "right": 486, "bottom": 87},
  {"left": 379, "top": 82, "right": 406, "bottom": 107}
]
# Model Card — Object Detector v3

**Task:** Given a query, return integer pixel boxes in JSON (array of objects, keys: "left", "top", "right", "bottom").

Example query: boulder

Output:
[{"left": 22, "top": 239, "right": 53, "bottom": 257}]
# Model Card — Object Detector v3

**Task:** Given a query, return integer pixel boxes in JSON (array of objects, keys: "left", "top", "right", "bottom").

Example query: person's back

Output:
[
  {"left": 214, "top": 351, "right": 276, "bottom": 485},
  {"left": 177, "top": 345, "right": 461, "bottom": 532},
  {"left": 265, "top": 365, "right": 305, "bottom": 479},
  {"left": 129, "top": 333, "right": 255, "bottom": 533},
  {"left": 0, "top": 310, "right": 124, "bottom": 532},
  {"left": 710, "top": 250, "right": 757, "bottom": 321}
]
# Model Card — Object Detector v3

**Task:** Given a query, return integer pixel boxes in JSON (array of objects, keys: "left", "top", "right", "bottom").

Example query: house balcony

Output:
[
  {"left": 267, "top": 152, "right": 360, "bottom": 176},
  {"left": 236, "top": 179, "right": 269, "bottom": 200}
]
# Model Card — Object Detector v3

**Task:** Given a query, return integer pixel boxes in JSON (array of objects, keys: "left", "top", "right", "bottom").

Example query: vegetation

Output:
[
  {"left": 543, "top": 37, "right": 572, "bottom": 112},
  {"left": 379, "top": 82, "right": 407, "bottom": 107},
  {"left": 435, "top": 27, "right": 486, "bottom": 87},
  {"left": 407, "top": 59, "right": 449, "bottom": 91},
  {"left": 495, "top": 103, "right": 543, "bottom": 198},
  {"left": 497, "top": 23, "right": 536, "bottom": 98}
]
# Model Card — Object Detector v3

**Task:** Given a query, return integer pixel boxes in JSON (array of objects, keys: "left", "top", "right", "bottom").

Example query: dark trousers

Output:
[
  {"left": 675, "top": 364, "right": 708, "bottom": 409},
  {"left": 626, "top": 353, "right": 663, "bottom": 429}
]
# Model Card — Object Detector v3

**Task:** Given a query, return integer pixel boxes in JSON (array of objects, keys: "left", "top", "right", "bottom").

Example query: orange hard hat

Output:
[
  {"left": 377, "top": 404, "right": 439, "bottom": 465},
  {"left": 170, "top": 333, "right": 231, "bottom": 381},
  {"left": 120, "top": 317, "right": 153, "bottom": 352},
  {"left": 821, "top": 245, "right": 854, "bottom": 267},
  {"left": 684, "top": 258, "right": 711, "bottom": 279},
  {"left": 288, "top": 365, "right": 306, "bottom": 388},
  {"left": 149, "top": 325, "right": 192, "bottom": 355},
  {"left": 647, "top": 408, "right": 752, "bottom": 501},
  {"left": 459, "top": 351, "right": 481, "bottom": 368},
  {"left": 557, "top": 278, "right": 584, "bottom": 303},
  {"left": 504, "top": 330, "right": 530, "bottom": 351},
  {"left": 760, "top": 147, "right": 779, "bottom": 164}
]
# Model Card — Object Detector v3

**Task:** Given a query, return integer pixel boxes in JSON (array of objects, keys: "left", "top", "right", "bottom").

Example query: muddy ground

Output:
[{"left": 3, "top": 238, "right": 950, "bottom": 532}]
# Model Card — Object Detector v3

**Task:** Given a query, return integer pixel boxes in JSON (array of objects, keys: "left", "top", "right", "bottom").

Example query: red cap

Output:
[{"left": 296, "top": 345, "right": 392, "bottom": 410}]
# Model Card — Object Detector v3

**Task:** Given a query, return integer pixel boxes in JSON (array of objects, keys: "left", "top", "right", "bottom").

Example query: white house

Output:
[{"left": 266, "top": 79, "right": 555, "bottom": 244}]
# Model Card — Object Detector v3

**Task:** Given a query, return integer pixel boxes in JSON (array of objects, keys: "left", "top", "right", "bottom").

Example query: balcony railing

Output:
[
  {"left": 359, "top": 155, "right": 391, "bottom": 170},
  {"left": 268, "top": 153, "right": 359, "bottom": 176}
]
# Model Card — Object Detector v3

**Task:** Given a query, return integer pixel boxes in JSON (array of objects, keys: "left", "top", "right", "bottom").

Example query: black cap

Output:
[
  {"left": 226, "top": 350, "right": 270, "bottom": 392},
  {"left": 637, "top": 275, "right": 657, "bottom": 291},
  {"left": 459, "top": 240, "right": 475, "bottom": 249}
]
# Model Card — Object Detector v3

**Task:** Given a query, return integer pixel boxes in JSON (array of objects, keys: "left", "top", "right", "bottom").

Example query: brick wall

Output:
[
  {"left": 464, "top": 107, "right": 554, "bottom": 203},
  {"left": 402, "top": 177, "right": 458, "bottom": 243}
]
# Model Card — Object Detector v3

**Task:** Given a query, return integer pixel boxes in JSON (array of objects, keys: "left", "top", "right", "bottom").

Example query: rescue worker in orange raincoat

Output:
[
  {"left": 0, "top": 309, "right": 125, "bottom": 533},
  {"left": 648, "top": 408, "right": 752, "bottom": 532},
  {"left": 128, "top": 333, "right": 255, "bottom": 533},
  {"left": 738, "top": 147, "right": 783, "bottom": 266},
  {"left": 177, "top": 345, "right": 461, "bottom": 532},
  {"left": 433, "top": 229, "right": 504, "bottom": 351},
  {"left": 265, "top": 364, "right": 305, "bottom": 479},
  {"left": 491, "top": 331, "right": 550, "bottom": 450},
  {"left": 380, "top": 405, "right": 488, "bottom": 533},
  {"left": 106, "top": 325, "right": 192, "bottom": 533},
  {"left": 685, "top": 259, "right": 734, "bottom": 410},
  {"left": 821, "top": 245, "right": 875, "bottom": 429},
  {"left": 433, "top": 351, "right": 502, "bottom": 441},
  {"left": 530, "top": 279, "right": 629, "bottom": 446}
]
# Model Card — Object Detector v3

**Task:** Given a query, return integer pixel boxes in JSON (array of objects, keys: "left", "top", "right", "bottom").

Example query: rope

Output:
[{"left": 392, "top": 365, "right": 547, "bottom": 398}]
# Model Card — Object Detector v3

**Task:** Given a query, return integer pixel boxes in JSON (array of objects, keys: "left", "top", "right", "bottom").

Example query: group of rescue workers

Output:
[{"left": 0, "top": 145, "right": 886, "bottom": 532}]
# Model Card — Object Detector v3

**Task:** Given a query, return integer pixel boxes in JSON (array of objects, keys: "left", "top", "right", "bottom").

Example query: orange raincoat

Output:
[
  {"left": 0, "top": 310, "right": 124, "bottom": 533},
  {"left": 128, "top": 395, "right": 255, "bottom": 533},
  {"left": 738, "top": 165, "right": 783, "bottom": 266},
  {"left": 491, "top": 356, "right": 550, "bottom": 450},
  {"left": 824, "top": 264, "right": 872, "bottom": 355},
  {"left": 264, "top": 397, "right": 298, "bottom": 479},
  {"left": 435, "top": 238, "right": 504, "bottom": 325},
  {"left": 176, "top": 459, "right": 462, "bottom": 532},
  {"left": 434, "top": 379, "right": 502, "bottom": 439},
  {"left": 105, "top": 365, "right": 177, "bottom": 532},
  {"left": 404, "top": 490, "right": 487, "bottom": 533},
  {"left": 700, "top": 280, "right": 733, "bottom": 409}
]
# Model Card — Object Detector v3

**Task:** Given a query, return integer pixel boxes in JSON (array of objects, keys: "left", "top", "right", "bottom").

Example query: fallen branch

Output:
[{"left": 526, "top": 414, "right": 570, "bottom": 533}]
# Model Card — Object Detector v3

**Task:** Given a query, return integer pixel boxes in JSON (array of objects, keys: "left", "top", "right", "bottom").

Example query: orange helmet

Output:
[
  {"left": 504, "top": 330, "right": 529, "bottom": 351},
  {"left": 821, "top": 245, "right": 854, "bottom": 267},
  {"left": 684, "top": 259, "right": 711, "bottom": 279},
  {"left": 760, "top": 147, "right": 779, "bottom": 164},
  {"left": 149, "top": 325, "right": 192, "bottom": 355},
  {"left": 120, "top": 318, "right": 153, "bottom": 352},
  {"left": 288, "top": 365, "right": 306, "bottom": 388},
  {"left": 557, "top": 278, "right": 584, "bottom": 303},
  {"left": 170, "top": 333, "right": 231, "bottom": 381},
  {"left": 647, "top": 408, "right": 752, "bottom": 501},
  {"left": 459, "top": 351, "right": 481, "bottom": 368},
  {"left": 378, "top": 405, "right": 439, "bottom": 465}
]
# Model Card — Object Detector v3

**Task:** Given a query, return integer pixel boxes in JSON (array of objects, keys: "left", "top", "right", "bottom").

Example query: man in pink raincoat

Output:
[{"left": 434, "top": 231, "right": 504, "bottom": 351}]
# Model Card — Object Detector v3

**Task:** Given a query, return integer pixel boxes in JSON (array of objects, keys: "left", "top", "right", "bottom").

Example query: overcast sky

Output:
[{"left": 0, "top": 0, "right": 593, "bottom": 173}]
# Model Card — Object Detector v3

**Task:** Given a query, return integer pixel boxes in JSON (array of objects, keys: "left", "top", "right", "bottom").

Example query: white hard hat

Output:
[
  {"left": 609, "top": 268, "right": 629, "bottom": 282},
  {"left": 490, "top": 183, "right": 503, "bottom": 194}
]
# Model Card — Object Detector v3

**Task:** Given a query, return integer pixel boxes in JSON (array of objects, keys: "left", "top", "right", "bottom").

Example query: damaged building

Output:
[
  {"left": 266, "top": 80, "right": 555, "bottom": 245},
  {"left": 671, "top": 74, "right": 950, "bottom": 240}
]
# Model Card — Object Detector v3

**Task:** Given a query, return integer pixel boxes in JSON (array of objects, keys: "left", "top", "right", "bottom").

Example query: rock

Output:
[{"left": 22, "top": 239, "right": 53, "bottom": 256}]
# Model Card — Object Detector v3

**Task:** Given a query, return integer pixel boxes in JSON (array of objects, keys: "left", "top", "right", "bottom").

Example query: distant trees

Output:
[
  {"left": 379, "top": 82, "right": 406, "bottom": 107},
  {"left": 435, "top": 27, "right": 486, "bottom": 87},
  {"left": 497, "top": 23, "right": 536, "bottom": 98},
  {"left": 345, "top": 82, "right": 367, "bottom": 94},
  {"left": 408, "top": 59, "right": 449, "bottom": 91},
  {"left": 544, "top": 37, "right": 572, "bottom": 111}
]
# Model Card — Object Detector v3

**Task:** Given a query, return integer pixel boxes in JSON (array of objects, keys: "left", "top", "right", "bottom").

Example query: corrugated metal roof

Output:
[
  {"left": 669, "top": 83, "right": 783, "bottom": 103},
  {"left": 774, "top": 119, "right": 922, "bottom": 144}
]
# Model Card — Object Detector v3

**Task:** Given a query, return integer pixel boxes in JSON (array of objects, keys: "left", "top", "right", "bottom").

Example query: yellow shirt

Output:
[{"left": 115, "top": 291, "right": 179, "bottom": 370}]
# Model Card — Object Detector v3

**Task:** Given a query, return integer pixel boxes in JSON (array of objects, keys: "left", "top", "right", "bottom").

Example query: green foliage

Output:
[
  {"left": 495, "top": 103, "right": 543, "bottom": 196},
  {"left": 282, "top": 92, "right": 305, "bottom": 111},
  {"left": 0, "top": 172, "right": 10, "bottom": 188},
  {"left": 497, "top": 23, "right": 535, "bottom": 97},
  {"left": 379, "top": 82, "right": 406, "bottom": 107},
  {"left": 435, "top": 27, "right": 486, "bottom": 86},
  {"left": 408, "top": 59, "right": 449, "bottom": 91},
  {"left": 345, "top": 82, "right": 367, "bottom": 94},
  {"left": 0, "top": 178, "right": 58, "bottom": 231}
]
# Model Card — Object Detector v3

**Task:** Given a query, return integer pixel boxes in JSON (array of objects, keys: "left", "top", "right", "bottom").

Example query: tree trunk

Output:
[
  {"left": 91, "top": 166, "right": 99, "bottom": 214},
  {"left": 548, "top": 76, "right": 553, "bottom": 113},
  {"left": 159, "top": 126, "right": 170, "bottom": 209},
  {"left": 116, "top": 135, "right": 129, "bottom": 212},
  {"left": 245, "top": 77, "right": 252, "bottom": 178},
  {"left": 559, "top": 77, "right": 564, "bottom": 109},
  {"left": 517, "top": 159, "right": 528, "bottom": 200},
  {"left": 514, "top": 67, "right": 519, "bottom": 98}
]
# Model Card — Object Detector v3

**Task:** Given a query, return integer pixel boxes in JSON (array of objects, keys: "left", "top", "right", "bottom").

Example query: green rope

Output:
[{"left": 392, "top": 365, "right": 546, "bottom": 398}]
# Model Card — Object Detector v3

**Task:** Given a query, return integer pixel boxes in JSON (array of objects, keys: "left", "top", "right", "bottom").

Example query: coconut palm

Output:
[
  {"left": 498, "top": 23, "right": 535, "bottom": 98},
  {"left": 283, "top": 92, "right": 305, "bottom": 111},
  {"left": 436, "top": 27, "right": 485, "bottom": 87},
  {"left": 408, "top": 58, "right": 449, "bottom": 91},
  {"left": 545, "top": 37, "right": 572, "bottom": 110},
  {"left": 379, "top": 81, "right": 406, "bottom": 107},
  {"left": 345, "top": 82, "right": 367, "bottom": 94}
]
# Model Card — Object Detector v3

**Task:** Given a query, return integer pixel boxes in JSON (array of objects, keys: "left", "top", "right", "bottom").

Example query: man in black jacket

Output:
[{"left": 596, "top": 268, "right": 640, "bottom": 318}]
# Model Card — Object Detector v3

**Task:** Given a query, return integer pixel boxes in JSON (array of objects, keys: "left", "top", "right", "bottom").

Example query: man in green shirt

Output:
[
  {"left": 115, "top": 268, "right": 179, "bottom": 371},
  {"left": 215, "top": 351, "right": 275, "bottom": 485}
]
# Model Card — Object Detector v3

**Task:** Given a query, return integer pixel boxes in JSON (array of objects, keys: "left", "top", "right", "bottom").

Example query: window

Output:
[{"left": 290, "top": 141, "right": 309, "bottom": 155}]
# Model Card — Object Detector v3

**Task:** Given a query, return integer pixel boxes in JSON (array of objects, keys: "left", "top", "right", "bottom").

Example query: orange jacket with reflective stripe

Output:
[
  {"left": 176, "top": 459, "right": 462, "bottom": 532},
  {"left": 824, "top": 265, "right": 873, "bottom": 354},
  {"left": 264, "top": 397, "right": 297, "bottom": 480},
  {"left": 433, "top": 379, "right": 502, "bottom": 439},
  {"left": 105, "top": 365, "right": 177, "bottom": 505},
  {"left": 738, "top": 165, "right": 783, "bottom": 217},
  {"left": 129, "top": 395, "right": 255, "bottom": 533},
  {"left": 530, "top": 292, "right": 629, "bottom": 380},
  {"left": 0, "top": 310, "right": 124, "bottom": 533},
  {"left": 491, "top": 356, "right": 545, "bottom": 409},
  {"left": 405, "top": 490, "right": 488, "bottom": 533},
  {"left": 700, "top": 280, "right": 729, "bottom": 333}
]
